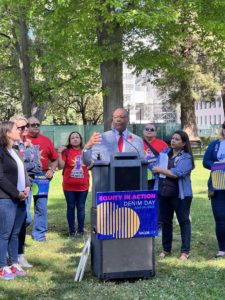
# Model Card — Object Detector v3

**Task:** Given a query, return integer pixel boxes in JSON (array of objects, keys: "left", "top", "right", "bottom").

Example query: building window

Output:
[
  {"left": 205, "top": 116, "right": 207, "bottom": 124},
  {"left": 209, "top": 102, "right": 211, "bottom": 108},
  {"left": 200, "top": 102, "right": 202, "bottom": 109},
  {"left": 204, "top": 102, "right": 207, "bottom": 109},
  {"left": 196, "top": 116, "right": 198, "bottom": 124},
  {"left": 200, "top": 116, "right": 202, "bottom": 124},
  {"left": 218, "top": 99, "right": 221, "bottom": 107},
  {"left": 219, "top": 115, "right": 221, "bottom": 124},
  {"left": 209, "top": 115, "right": 212, "bottom": 124},
  {"left": 214, "top": 115, "right": 216, "bottom": 124},
  {"left": 195, "top": 102, "right": 198, "bottom": 110}
]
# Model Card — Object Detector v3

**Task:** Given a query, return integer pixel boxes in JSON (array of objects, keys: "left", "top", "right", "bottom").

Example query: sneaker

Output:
[
  {"left": 18, "top": 254, "right": 33, "bottom": 268},
  {"left": 11, "top": 263, "right": 26, "bottom": 276},
  {"left": 0, "top": 266, "right": 16, "bottom": 280},
  {"left": 76, "top": 231, "right": 84, "bottom": 237},
  {"left": 68, "top": 232, "right": 75, "bottom": 240}
]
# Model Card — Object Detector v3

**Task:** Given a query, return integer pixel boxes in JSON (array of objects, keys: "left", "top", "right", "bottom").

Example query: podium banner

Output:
[
  {"left": 96, "top": 190, "right": 158, "bottom": 240},
  {"left": 32, "top": 173, "right": 50, "bottom": 196},
  {"left": 211, "top": 162, "right": 225, "bottom": 190}
]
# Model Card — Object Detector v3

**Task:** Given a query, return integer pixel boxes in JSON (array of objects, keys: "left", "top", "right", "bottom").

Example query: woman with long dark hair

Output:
[
  {"left": 153, "top": 130, "right": 194, "bottom": 260},
  {"left": 0, "top": 121, "right": 30, "bottom": 280},
  {"left": 58, "top": 131, "right": 89, "bottom": 237}
]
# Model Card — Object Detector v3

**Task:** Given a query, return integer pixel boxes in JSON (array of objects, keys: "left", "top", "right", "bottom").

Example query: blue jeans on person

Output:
[
  {"left": 63, "top": 190, "right": 88, "bottom": 235},
  {"left": 32, "top": 195, "right": 48, "bottom": 241},
  {"left": 211, "top": 190, "right": 225, "bottom": 251},
  {"left": 0, "top": 199, "right": 26, "bottom": 267},
  {"left": 159, "top": 195, "right": 192, "bottom": 253},
  {"left": 18, "top": 190, "right": 33, "bottom": 254},
  {"left": 26, "top": 190, "right": 33, "bottom": 226}
]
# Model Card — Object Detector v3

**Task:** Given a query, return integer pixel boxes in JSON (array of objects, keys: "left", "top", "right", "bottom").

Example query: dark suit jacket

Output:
[{"left": 0, "top": 147, "right": 30, "bottom": 199}]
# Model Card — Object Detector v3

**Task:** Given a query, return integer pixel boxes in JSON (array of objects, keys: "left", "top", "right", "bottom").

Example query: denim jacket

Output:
[
  {"left": 155, "top": 148, "right": 194, "bottom": 200},
  {"left": 203, "top": 139, "right": 221, "bottom": 191}
]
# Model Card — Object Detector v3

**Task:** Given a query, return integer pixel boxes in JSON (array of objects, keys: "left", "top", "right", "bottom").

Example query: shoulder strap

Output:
[{"left": 143, "top": 139, "right": 159, "bottom": 156}]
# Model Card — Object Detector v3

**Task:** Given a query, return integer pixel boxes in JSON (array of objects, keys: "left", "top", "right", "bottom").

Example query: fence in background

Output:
[{"left": 40, "top": 123, "right": 181, "bottom": 149}]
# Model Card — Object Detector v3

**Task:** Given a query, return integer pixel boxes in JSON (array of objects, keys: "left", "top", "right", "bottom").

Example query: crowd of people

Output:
[{"left": 0, "top": 107, "right": 224, "bottom": 280}]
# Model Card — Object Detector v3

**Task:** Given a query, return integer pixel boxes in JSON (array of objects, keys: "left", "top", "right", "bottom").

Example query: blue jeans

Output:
[
  {"left": 32, "top": 195, "right": 48, "bottom": 241},
  {"left": 26, "top": 190, "right": 33, "bottom": 226},
  {"left": 64, "top": 190, "right": 88, "bottom": 234},
  {"left": 211, "top": 191, "right": 225, "bottom": 251},
  {"left": 0, "top": 199, "right": 26, "bottom": 267},
  {"left": 18, "top": 190, "right": 33, "bottom": 254},
  {"left": 159, "top": 195, "right": 192, "bottom": 253}
]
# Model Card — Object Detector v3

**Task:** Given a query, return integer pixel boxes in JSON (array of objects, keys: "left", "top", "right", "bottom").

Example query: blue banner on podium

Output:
[
  {"left": 96, "top": 190, "right": 158, "bottom": 240},
  {"left": 32, "top": 173, "right": 50, "bottom": 196}
]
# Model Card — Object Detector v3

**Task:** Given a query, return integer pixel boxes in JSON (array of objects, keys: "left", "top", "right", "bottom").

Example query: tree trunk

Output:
[
  {"left": 100, "top": 58, "right": 123, "bottom": 130},
  {"left": 97, "top": 7, "right": 123, "bottom": 131},
  {"left": 16, "top": 16, "right": 32, "bottom": 117},
  {"left": 32, "top": 102, "right": 48, "bottom": 122},
  {"left": 180, "top": 81, "right": 200, "bottom": 141},
  {"left": 221, "top": 81, "right": 225, "bottom": 117}
]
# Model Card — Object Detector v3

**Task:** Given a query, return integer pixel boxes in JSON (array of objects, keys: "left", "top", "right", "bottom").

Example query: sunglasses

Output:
[
  {"left": 17, "top": 124, "right": 29, "bottom": 131},
  {"left": 145, "top": 128, "right": 155, "bottom": 132},
  {"left": 29, "top": 123, "right": 40, "bottom": 128}
]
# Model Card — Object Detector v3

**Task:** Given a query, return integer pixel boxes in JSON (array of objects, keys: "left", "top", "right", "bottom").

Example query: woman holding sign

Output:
[
  {"left": 152, "top": 130, "right": 194, "bottom": 260},
  {"left": 58, "top": 132, "right": 89, "bottom": 238},
  {"left": 203, "top": 122, "right": 225, "bottom": 258}
]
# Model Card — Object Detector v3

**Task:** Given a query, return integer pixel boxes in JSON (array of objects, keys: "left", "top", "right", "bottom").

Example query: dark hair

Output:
[
  {"left": 66, "top": 131, "right": 83, "bottom": 149},
  {"left": 172, "top": 130, "right": 195, "bottom": 168},
  {"left": 0, "top": 121, "right": 15, "bottom": 149}
]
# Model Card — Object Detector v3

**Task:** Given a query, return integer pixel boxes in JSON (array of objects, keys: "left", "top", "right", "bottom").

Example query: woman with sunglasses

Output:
[
  {"left": 0, "top": 121, "right": 30, "bottom": 280},
  {"left": 203, "top": 121, "right": 225, "bottom": 258},
  {"left": 152, "top": 130, "right": 194, "bottom": 260},
  {"left": 58, "top": 131, "right": 89, "bottom": 238},
  {"left": 11, "top": 116, "right": 41, "bottom": 268}
]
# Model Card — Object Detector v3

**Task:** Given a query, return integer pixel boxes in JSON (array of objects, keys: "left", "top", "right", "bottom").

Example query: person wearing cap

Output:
[
  {"left": 203, "top": 121, "right": 225, "bottom": 258},
  {"left": 27, "top": 117, "right": 58, "bottom": 242}
]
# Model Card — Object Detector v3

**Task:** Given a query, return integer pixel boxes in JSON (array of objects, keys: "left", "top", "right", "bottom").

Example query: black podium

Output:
[{"left": 91, "top": 153, "right": 155, "bottom": 280}]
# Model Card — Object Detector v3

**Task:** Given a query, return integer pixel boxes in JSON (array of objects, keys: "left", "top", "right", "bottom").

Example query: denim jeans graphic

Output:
[
  {"left": 64, "top": 190, "right": 88, "bottom": 234},
  {"left": 0, "top": 199, "right": 26, "bottom": 267}
]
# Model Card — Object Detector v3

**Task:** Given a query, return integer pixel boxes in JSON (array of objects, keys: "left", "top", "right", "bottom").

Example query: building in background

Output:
[
  {"left": 195, "top": 92, "right": 224, "bottom": 126},
  {"left": 123, "top": 64, "right": 177, "bottom": 124}
]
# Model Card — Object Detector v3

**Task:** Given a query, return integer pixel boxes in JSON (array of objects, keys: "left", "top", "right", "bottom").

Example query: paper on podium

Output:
[{"left": 158, "top": 153, "right": 168, "bottom": 178}]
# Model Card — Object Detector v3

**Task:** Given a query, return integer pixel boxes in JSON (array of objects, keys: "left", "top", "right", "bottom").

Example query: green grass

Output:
[{"left": 1, "top": 159, "right": 225, "bottom": 300}]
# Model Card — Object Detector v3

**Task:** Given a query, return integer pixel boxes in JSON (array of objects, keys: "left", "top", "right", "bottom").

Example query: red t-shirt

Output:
[
  {"left": 143, "top": 138, "right": 168, "bottom": 156},
  {"left": 27, "top": 134, "right": 58, "bottom": 171},
  {"left": 62, "top": 148, "right": 89, "bottom": 192}
]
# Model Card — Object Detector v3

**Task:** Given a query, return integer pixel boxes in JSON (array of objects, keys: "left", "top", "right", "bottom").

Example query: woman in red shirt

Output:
[{"left": 58, "top": 131, "right": 89, "bottom": 237}]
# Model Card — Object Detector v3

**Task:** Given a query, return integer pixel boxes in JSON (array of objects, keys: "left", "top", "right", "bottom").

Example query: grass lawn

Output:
[{"left": 1, "top": 159, "right": 225, "bottom": 300}]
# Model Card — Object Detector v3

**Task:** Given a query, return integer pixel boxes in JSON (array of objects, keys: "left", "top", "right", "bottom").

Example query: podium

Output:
[{"left": 91, "top": 153, "right": 156, "bottom": 280}]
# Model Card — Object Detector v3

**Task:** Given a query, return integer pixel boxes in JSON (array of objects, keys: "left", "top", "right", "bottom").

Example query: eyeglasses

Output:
[
  {"left": 29, "top": 123, "right": 40, "bottom": 128},
  {"left": 17, "top": 124, "right": 29, "bottom": 131},
  {"left": 145, "top": 128, "right": 155, "bottom": 132}
]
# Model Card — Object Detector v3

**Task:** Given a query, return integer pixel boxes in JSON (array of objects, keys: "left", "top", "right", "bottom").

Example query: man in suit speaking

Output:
[{"left": 82, "top": 108, "right": 145, "bottom": 165}]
